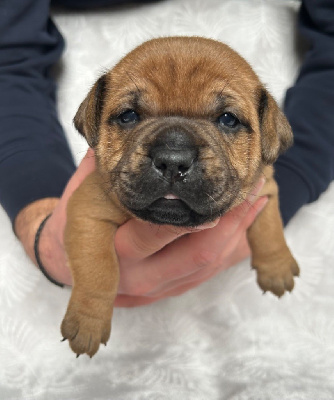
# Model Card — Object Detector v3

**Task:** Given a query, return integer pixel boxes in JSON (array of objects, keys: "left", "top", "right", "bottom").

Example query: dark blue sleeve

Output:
[
  {"left": 275, "top": 0, "right": 334, "bottom": 225},
  {"left": 0, "top": 0, "right": 76, "bottom": 225}
]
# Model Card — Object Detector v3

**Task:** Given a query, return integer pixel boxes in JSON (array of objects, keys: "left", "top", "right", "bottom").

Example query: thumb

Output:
[{"left": 61, "top": 148, "right": 95, "bottom": 205}]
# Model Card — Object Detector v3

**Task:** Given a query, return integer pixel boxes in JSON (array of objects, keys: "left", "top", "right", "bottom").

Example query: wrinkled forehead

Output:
[{"left": 105, "top": 38, "right": 261, "bottom": 118}]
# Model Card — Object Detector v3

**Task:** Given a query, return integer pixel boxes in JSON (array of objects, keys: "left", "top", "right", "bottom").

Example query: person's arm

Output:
[
  {"left": 0, "top": 0, "right": 76, "bottom": 228},
  {"left": 275, "top": 0, "right": 334, "bottom": 225}
]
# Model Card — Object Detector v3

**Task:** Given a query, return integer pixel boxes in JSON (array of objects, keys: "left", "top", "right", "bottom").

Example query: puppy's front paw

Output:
[
  {"left": 61, "top": 295, "right": 112, "bottom": 358},
  {"left": 253, "top": 253, "right": 299, "bottom": 297}
]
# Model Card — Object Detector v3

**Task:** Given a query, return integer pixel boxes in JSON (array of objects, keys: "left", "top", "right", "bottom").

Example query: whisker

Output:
[{"left": 205, "top": 192, "right": 218, "bottom": 206}]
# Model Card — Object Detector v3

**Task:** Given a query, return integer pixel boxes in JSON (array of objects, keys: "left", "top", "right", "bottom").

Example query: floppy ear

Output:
[
  {"left": 258, "top": 88, "right": 293, "bottom": 164},
  {"left": 73, "top": 74, "right": 107, "bottom": 148}
]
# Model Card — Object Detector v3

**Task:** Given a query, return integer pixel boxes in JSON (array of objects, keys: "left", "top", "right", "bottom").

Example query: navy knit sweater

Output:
[{"left": 0, "top": 0, "right": 333, "bottom": 226}]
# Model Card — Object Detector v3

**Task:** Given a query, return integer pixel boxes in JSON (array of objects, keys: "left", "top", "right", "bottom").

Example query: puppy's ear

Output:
[
  {"left": 258, "top": 88, "right": 293, "bottom": 164},
  {"left": 73, "top": 74, "right": 107, "bottom": 148}
]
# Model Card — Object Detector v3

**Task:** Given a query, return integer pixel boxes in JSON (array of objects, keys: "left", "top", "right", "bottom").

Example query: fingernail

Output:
[{"left": 195, "top": 218, "right": 220, "bottom": 230}]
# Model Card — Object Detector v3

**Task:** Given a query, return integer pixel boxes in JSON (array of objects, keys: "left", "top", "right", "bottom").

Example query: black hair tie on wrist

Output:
[{"left": 34, "top": 213, "right": 64, "bottom": 288}]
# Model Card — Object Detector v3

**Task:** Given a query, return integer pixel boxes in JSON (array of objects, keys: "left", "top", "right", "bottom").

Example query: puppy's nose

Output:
[
  {"left": 150, "top": 130, "right": 197, "bottom": 183},
  {"left": 152, "top": 148, "right": 196, "bottom": 181}
]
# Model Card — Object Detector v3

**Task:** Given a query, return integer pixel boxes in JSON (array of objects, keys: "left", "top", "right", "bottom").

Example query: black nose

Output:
[
  {"left": 152, "top": 148, "right": 196, "bottom": 181},
  {"left": 150, "top": 129, "right": 197, "bottom": 183}
]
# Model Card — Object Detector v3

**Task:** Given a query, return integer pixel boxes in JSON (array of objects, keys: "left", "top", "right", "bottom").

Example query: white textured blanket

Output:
[{"left": 1, "top": 0, "right": 334, "bottom": 399}]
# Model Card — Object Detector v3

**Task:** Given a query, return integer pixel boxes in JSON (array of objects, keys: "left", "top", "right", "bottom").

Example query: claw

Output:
[
  {"left": 76, "top": 354, "right": 80, "bottom": 358},
  {"left": 61, "top": 337, "right": 67, "bottom": 342}
]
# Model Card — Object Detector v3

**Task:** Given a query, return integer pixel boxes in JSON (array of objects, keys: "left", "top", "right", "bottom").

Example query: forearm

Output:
[
  {"left": 0, "top": 0, "right": 76, "bottom": 226},
  {"left": 15, "top": 198, "right": 60, "bottom": 266}
]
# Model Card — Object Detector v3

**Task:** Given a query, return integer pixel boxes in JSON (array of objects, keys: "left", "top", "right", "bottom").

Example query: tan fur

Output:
[{"left": 61, "top": 37, "right": 299, "bottom": 357}]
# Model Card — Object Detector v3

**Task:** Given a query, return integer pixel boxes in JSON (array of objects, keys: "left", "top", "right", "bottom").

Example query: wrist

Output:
[
  {"left": 14, "top": 198, "right": 71, "bottom": 285},
  {"left": 15, "top": 198, "right": 60, "bottom": 263}
]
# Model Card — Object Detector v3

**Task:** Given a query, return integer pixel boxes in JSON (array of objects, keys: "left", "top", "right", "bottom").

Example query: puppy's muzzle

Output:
[
  {"left": 128, "top": 127, "right": 214, "bottom": 226},
  {"left": 119, "top": 122, "right": 233, "bottom": 226},
  {"left": 149, "top": 129, "right": 198, "bottom": 184}
]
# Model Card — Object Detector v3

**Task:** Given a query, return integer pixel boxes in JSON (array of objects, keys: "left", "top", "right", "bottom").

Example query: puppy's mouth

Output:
[{"left": 128, "top": 193, "right": 222, "bottom": 227}]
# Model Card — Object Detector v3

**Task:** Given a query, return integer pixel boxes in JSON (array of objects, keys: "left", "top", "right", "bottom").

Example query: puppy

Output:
[{"left": 61, "top": 37, "right": 299, "bottom": 357}]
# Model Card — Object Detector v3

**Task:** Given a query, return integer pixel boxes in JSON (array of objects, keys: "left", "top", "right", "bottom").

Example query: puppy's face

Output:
[{"left": 75, "top": 37, "right": 292, "bottom": 226}]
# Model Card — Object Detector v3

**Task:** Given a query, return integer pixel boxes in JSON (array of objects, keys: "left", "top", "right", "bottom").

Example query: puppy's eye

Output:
[
  {"left": 218, "top": 112, "right": 240, "bottom": 129},
  {"left": 117, "top": 109, "right": 140, "bottom": 126}
]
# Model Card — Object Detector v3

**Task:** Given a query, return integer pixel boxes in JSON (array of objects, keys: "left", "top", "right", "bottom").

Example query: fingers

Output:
[
  {"left": 151, "top": 233, "right": 251, "bottom": 298},
  {"left": 114, "top": 218, "right": 218, "bottom": 263},
  {"left": 115, "top": 220, "right": 218, "bottom": 296}
]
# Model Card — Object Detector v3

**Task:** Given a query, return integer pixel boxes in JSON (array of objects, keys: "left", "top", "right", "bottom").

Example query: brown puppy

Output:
[{"left": 61, "top": 37, "right": 299, "bottom": 357}]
